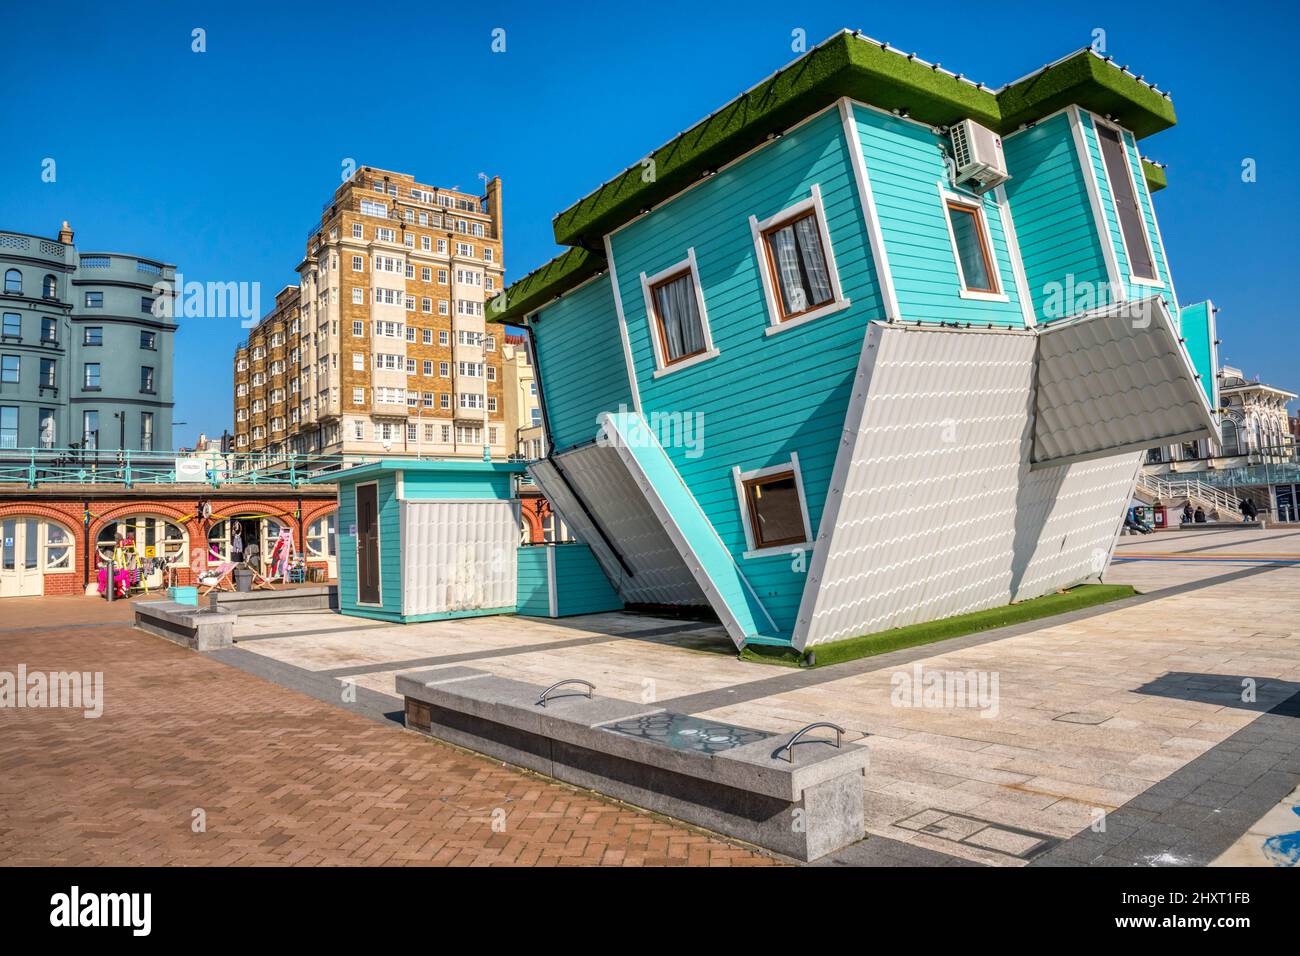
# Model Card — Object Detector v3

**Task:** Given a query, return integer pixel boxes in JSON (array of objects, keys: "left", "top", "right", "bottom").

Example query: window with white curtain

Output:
[
  {"left": 762, "top": 212, "right": 834, "bottom": 319},
  {"left": 643, "top": 253, "right": 713, "bottom": 370}
]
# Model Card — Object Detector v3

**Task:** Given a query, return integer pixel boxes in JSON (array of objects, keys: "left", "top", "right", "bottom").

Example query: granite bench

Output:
[
  {"left": 397, "top": 666, "right": 869, "bottom": 861},
  {"left": 134, "top": 600, "right": 237, "bottom": 651}
]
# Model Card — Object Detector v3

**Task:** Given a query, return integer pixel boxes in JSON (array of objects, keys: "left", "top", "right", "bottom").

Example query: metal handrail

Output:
[
  {"left": 774, "top": 722, "right": 845, "bottom": 762},
  {"left": 534, "top": 679, "right": 595, "bottom": 708},
  {"left": 0, "top": 446, "right": 503, "bottom": 489}
]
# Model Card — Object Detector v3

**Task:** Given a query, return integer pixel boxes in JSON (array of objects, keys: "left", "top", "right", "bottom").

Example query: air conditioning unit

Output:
[{"left": 949, "top": 120, "right": 1010, "bottom": 194}]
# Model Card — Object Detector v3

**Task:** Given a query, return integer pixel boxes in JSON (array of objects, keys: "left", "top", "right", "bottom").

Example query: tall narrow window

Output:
[
  {"left": 1096, "top": 124, "right": 1157, "bottom": 281},
  {"left": 140, "top": 412, "right": 154, "bottom": 451},
  {"left": 944, "top": 200, "right": 998, "bottom": 294},
  {"left": 0, "top": 406, "right": 17, "bottom": 449},
  {"left": 762, "top": 213, "right": 834, "bottom": 319},
  {"left": 38, "top": 408, "right": 55, "bottom": 448},
  {"left": 648, "top": 269, "right": 707, "bottom": 366},
  {"left": 82, "top": 410, "right": 99, "bottom": 449}
]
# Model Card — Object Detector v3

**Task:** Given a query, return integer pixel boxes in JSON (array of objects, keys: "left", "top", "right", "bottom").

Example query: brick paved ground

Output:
[{"left": 0, "top": 600, "right": 773, "bottom": 867}]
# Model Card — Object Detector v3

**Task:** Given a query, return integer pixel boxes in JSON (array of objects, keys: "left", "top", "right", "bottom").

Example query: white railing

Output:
[{"left": 1137, "top": 472, "right": 1243, "bottom": 515}]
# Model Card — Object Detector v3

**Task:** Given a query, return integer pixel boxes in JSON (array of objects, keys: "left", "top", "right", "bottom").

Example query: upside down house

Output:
[{"left": 488, "top": 29, "right": 1220, "bottom": 652}]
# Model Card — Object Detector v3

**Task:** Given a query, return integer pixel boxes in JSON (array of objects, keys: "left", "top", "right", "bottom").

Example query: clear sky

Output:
[{"left": 2, "top": 0, "right": 1296, "bottom": 445}]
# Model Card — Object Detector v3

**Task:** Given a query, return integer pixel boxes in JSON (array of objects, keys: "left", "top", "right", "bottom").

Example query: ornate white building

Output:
[{"left": 1217, "top": 366, "right": 1296, "bottom": 456}]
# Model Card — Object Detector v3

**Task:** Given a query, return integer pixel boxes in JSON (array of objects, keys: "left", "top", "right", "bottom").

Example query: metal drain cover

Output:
[
  {"left": 896, "top": 809, "right": 1056, "bottom": 860},
  {"left": 1053, "top": 711, "right": 1111, "bottom": 725}
]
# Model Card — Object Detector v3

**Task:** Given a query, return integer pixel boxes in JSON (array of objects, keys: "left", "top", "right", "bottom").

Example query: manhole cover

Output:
[
  {"left": 896, "top": 809, "right": 1056, "bottom": 860},
  {"left": 1053, "top": 712, "right": 1110, "bottom": 725}
]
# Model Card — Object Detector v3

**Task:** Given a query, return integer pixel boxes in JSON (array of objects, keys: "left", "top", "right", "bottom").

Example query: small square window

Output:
[
  {"left": 648, "top": 269, "right": 707, "bottom": 366},
  {"left": 84, "top": 292, "right": 103, "bottom": 309},
  {"left": 736, "top": 462, "right": 809, "bottom": 553},
  {"left": 761, "top": 212, "right": 835, "bottom": 320}
]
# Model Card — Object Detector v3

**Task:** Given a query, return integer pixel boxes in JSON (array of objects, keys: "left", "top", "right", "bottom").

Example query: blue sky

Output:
[{"left": 2, "top": 0, "right": 1296, "bottom": 444}]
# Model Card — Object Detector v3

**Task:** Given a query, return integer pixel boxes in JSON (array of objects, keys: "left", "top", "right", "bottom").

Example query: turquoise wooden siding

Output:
[
  {"left": 1001, "top": 112, "right": 1110, "bottom": 322},
  {"left": 336, "top": 473, "right": 403, "bottom": 620},
  {"left": 608, "top": 411, "right": 772, "bottom": 637},
  {"left": 553, "top": 544, "right": 622, "bottom": 616},
  {"left": 1077, "top": 112, "right": 1174, "bottom": 303},
  {"left": 605, "top": 107, "right": 885, "bottom": 640},
  {"left": 515, "top": 546, "right": 552, "bottom": 616},
  {"left": 852, "top": 105, "right": 1028, "bottom": 327},
  {"left": 337, "top": 478, "right": 357, "bottom": 610},
  {"left": 530, "top": 276, "right": 632, "bottom": 454},
  {"left": 1179, "top": 301, "right": 1217, "bottom": 408},
  {"left": 403, "top": 469, "right": 514, "bottom": 500}
]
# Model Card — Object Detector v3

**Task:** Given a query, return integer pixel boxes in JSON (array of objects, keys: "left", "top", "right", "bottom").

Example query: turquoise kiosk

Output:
[{"left": 321, "top": 459, "right": 620, "bottom": 623}]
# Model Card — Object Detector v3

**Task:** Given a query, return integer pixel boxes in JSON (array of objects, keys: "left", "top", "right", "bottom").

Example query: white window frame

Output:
[
  {"left": 937, "top": 183, "right": 1009, "bottom": 303},
  {"left": 638, "top": 247, "right": 718, "bottom": 378},
  {"left": 731, "top": 453, "right": 813, "bottom": 559},
  {"left": 749, "top": 184, "right": 851, "bottom": 334},
  {"left": 354, "top": 480, "right": 382, "bottom": 607},
  {"left": 1091, "top": 114, "right": 1164, "bottom": 289}
]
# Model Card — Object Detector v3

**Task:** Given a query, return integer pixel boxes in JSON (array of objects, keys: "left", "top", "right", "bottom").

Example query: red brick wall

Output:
[
  {"left": 519, "top": 494, "right": 546, "bottom": 544},
  {"left": 0, "top": 495, "right": 337, "bottom": 597}
]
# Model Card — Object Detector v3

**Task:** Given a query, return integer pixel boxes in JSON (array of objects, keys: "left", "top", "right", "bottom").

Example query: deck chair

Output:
[
  {"left": 199, "top": 561, "right": 237, "bottom": 595},
  {"left": 250, "top": 566, "right": 278, "bottom": 590}
]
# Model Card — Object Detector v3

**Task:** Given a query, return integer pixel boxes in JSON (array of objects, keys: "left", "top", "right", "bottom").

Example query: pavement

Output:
[
  {"left": 0, "top": 597, "right": 771, "bottom": 866},
  {"left": 216, "top": 526, "right": 1300, "bottom": 867},
  {"left": 2, "top": 525, "right": 1298, "bottom": 867}
]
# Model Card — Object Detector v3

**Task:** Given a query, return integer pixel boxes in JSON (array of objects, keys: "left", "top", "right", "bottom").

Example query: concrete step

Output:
[{"left": 212, "top": 585, "right": 338, "bottom": 615}]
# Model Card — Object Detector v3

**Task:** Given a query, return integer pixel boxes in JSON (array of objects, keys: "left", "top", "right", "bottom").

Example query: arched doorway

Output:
[
  {"left": 94, "top": 515, "right": 189, "bottom": 591},
  {"left": 208, "top": 515, "right": 285, "bottom": 572},
  {"left": 305, "top": 512, "right": 337, "bottom": 579},
  {"left": 0, "top": 517, "right": 74, "bottom": 597}
]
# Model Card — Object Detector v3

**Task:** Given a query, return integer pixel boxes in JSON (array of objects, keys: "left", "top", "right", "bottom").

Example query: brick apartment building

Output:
[{"left": 234, "top": 167, "right": 508, "bottom": 461}]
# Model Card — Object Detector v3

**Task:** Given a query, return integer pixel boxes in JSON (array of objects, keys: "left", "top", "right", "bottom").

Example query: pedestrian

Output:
[
  {"left": 1244, "top": 499, "right": 1258, "bottom": 521},
  {"left": 1194, "top": 506, "right": 1206, "bottom": 523},
  {"left": 1182, "top": 503, "right": 1194, "bottom": 525}
]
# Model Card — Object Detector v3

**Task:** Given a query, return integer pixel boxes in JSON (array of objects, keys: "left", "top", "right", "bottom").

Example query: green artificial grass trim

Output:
[
  {"left": 1141, "top": 158, "right": 1167, "bottom": 193},
  {"left": 551, "top": 32, "right": 1001, "bottom": 248},
  {"left": 548, "top": 33, "right": 1177, "bottom": 249},
  {"left": 997, "top": 51, "right": 1176, "bottom": 141},
  {"left": 738, "top": 584, "right": 1137, "bottom": 668},
  {"left": 487, "top": 247, "right": 605, "bottom": 324}
]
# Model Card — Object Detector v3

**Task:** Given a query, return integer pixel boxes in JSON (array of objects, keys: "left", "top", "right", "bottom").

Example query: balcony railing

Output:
[
  {"left": 0, "top": 446, "right": 501, "bottom": 489},
  {"left": 1147, "top": 443, "right": 1300, "bottom": 489}
]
